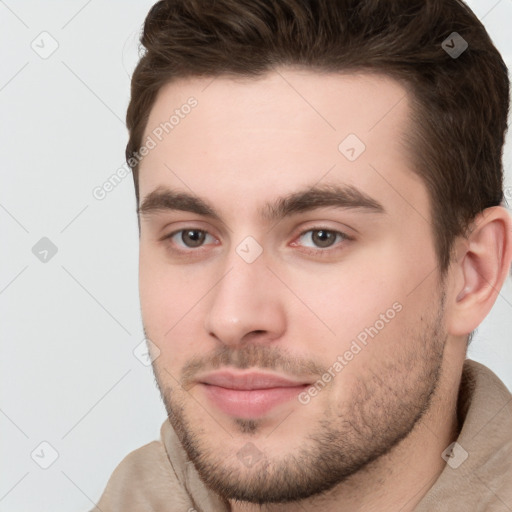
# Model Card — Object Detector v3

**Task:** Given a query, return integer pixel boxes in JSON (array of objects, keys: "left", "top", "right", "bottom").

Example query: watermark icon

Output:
[
  {"left": 92, "top": 96, "right": 198, "bottom": 201},
  {"left": 31, "top": 441, "right": 59, "bottom": 469},
  {"left": 31, "top": 31, "right": 59, "bottom": 59},
  {"left": 237, "top": 442, "right": 265, "bottom": 468},
  {"left": 133, "top": 338, "right": 161, "bottom": 366},
  {"left": 442, "top": 32, "right": 468, "bottom": 59},
  {"left": 236, "top": 236, "right": 263, "bottom": 264},
  {"left": 298, "top": 301, "right": 403, "bottom": 405},
  {"left": 504, "top": 186, "right": 512, "bottom": 202},
  {"left": 338, "top": 133, "right": 366, "bottom": 162},
  {"left": 32, "top": 237, "right": 58, "bottom": 263},
  {"left": 441, "top": 442, "right": 468, "bottom": 469}
]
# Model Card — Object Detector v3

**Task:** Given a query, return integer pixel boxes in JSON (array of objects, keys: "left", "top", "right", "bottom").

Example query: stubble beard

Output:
[{"left": 150, "top": 296, "right": 447, "bottom": 505}]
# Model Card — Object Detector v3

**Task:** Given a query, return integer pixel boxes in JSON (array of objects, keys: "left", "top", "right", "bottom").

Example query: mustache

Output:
[{"left": 179, "top": 344, "right": 327, "bottom": 391}]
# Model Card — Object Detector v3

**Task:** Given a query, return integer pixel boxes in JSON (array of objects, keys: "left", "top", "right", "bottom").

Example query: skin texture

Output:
[{"left": 137, "top": 69, "right": 512, "bottom": 511}]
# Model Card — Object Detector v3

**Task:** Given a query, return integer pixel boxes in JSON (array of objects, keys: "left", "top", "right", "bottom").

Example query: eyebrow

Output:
[{"left": 137, "top": 183, "right": 385, "bottom": 222}]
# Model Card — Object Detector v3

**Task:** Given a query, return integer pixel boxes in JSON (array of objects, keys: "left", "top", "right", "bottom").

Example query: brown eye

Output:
[
  {"left": 293, "top": 228, "right": 350, "bottom": 256},
  {"left": 300, "top": 229, "right": 347, "bottom": 249},
  {"left": 181, "top": 229, "right": 207, "bottom": 247},
  {"left": 310, "top": 230, "right": 338, "bottom": 248},
  {"left": 162, "top": 228, "right": 218, "bottom": 257}
]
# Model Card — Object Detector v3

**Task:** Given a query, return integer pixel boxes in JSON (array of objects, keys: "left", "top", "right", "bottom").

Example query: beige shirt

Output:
[{"left": 92, "top": 360, "right": 512, "bottom": 511}]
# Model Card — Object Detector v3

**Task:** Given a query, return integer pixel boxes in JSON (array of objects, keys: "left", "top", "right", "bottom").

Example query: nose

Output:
[{"left": 203, "top": 253, "right": 286, "bottom": 348}]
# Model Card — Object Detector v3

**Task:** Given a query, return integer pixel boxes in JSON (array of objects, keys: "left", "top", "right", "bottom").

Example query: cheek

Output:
[
  {"left": 139, "top": 250, "right": 169, "bottom": 331},
  {"left": 280, "top": 243, "right": 432, "bottom": 372},
  {"left": 139, "top": 246, "right": 216, "bottom": 369},
  {"left": 139, "top": 246, "right": 187, "bottom": 342},
  {"left": 281, "top": 256, "right": 402, "bottom": 343}
]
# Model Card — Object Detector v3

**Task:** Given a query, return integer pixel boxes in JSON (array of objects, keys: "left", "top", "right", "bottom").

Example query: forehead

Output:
[{"left": 138, "top": 68, "right": 428, "bottom": 223}]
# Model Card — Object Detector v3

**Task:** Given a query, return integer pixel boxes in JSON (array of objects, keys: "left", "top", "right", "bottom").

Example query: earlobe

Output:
[{"left": 448, "top": 206, "right": 512, "bottom": 336}]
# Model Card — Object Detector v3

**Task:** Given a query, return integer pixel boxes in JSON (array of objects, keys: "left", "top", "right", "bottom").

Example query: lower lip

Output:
[{"left": 201, "top": 384, "right": 308, "bottom": 419}]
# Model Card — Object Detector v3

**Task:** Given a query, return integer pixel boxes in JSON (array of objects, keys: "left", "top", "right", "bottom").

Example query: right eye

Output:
[{"left": 163, "top": 228, "right": 218, "bottom": 252}]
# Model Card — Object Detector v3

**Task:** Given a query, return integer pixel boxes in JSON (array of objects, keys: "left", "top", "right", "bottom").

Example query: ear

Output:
[{"left": 447, "top": 206, "right": 512, "bottom": 336}]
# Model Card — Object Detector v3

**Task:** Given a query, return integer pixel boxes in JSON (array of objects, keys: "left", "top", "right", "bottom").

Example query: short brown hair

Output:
[{"left": 127, "top": 0, "right": 510, "bottom": 272}]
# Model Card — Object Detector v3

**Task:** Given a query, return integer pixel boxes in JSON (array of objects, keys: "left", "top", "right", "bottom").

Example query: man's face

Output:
[{"left": 137, "top": 70, "right": 448, "bottom": 503}]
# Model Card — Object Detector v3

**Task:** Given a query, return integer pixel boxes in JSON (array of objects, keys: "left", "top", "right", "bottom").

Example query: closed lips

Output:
[{"left": 197, "top": 371, "right": 311, "bottom": 390}]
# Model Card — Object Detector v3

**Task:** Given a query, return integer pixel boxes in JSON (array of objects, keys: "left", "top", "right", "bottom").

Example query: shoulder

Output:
[
  {"left": 416, "top": 360, "right": 512, "bottom": 510},
  {"left": 92, "top": 435, "right": 195, "bottom": 512}
]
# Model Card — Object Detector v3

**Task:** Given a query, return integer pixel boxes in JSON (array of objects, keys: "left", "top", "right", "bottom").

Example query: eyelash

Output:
[{"left": 162, "top": 226, "right": 352, "bottom": 258}]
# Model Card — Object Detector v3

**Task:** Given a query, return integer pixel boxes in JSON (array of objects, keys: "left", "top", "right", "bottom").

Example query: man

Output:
[{"left": 94, "top": 0, "right": 512, "bottom": 510}]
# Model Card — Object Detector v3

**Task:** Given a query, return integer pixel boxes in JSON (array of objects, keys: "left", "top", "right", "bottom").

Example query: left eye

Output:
[{"left": 297, "top": 229, "right": 347, "bottom": 249}]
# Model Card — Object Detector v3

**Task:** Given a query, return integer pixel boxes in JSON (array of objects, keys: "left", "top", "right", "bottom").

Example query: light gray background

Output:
[{"left": 1, "top": 1, "right": 511, "bottom": 510}]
